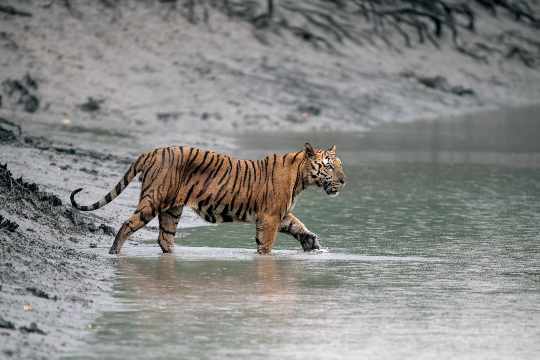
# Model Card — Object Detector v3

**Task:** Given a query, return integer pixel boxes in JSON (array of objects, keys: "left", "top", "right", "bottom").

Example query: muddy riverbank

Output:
[
  {"left": 2, "top": 1, "right": 540, "bottom": 141},
  {"left": 0, "top": 132, "right": 121, "bottom": 359}
]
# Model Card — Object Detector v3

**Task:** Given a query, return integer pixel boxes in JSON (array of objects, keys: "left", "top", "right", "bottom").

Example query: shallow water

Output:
[{"left": 65, "top": 138, "right": 540, "bottom": 359}]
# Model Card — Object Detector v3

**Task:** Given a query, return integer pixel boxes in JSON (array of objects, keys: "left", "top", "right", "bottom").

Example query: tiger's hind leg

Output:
[
  {"left": 255, "top": 215, "right": 280, "bottom": 255},
  {"left": 109, "top": 199, "right": 157, "bottom": 255},
  {"left": 158, "top": 206, "right": 183, "bottom": 253}
]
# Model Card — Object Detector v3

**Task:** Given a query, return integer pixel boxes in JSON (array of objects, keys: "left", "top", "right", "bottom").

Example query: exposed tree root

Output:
[
  {"left": 0, "top": 5, "right": 32, "bottom": 17},
  {"left": 47, "top": 0, "right": 540, "bottom": 67},
  {"left": 191, "top": 1, "right": 539, "bottom": 65}
]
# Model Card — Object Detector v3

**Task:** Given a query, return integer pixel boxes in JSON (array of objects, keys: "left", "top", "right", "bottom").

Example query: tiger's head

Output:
[{"left": 303, "top": 143, "right": 346, "bottom": 197}]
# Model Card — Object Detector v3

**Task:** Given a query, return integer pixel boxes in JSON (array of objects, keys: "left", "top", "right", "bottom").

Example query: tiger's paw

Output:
[
  {"left": 300, "top": 232, "right": 321, "bottom": 252},
  {"left": 108, "top": 247, "right": 120, "bottom": 255},
  {"left": 257, "top": 246, "right": 272, "bottom": 255}
]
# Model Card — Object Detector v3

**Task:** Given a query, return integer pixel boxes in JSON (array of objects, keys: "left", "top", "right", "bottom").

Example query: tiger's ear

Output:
[
  {"left": 304, "top": 142, "right": 315, "bottom": 158},
  {"left": 328, "top": 145, "right": 336, "bottom": 153}
]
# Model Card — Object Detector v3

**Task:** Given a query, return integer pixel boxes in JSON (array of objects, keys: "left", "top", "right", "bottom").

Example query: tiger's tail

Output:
[{"left": 70, "top": 154, "right": 144, "bottom": 211}]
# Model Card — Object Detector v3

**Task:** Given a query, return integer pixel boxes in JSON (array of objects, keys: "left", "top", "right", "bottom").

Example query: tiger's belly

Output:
[{"left": 191, "top": 205, "right": 256, "bottom": 224}]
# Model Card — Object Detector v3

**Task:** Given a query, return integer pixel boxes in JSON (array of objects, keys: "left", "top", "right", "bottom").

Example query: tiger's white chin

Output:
[{"left": 328, "top": 191, "right": 340, "bottom": 197}]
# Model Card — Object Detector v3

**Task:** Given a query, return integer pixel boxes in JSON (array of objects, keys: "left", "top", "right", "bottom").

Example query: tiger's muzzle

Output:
[{"left": 323, "top": 177, "right": 345, "bottom": 197}]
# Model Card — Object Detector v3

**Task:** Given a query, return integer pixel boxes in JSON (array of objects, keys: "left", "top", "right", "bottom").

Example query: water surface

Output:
[{"left": 66, "top": 132, "right": 540, "bottom": 359}]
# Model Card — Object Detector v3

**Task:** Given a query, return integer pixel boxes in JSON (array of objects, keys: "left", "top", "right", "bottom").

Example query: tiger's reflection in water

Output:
[{"left": 112, "top": 254, "right": 300, "bottom": 328}]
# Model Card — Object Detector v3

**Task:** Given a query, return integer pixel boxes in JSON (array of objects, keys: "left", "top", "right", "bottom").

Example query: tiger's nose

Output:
[{"left": 339, "top": 177, "right": 345, "bottom": 184}]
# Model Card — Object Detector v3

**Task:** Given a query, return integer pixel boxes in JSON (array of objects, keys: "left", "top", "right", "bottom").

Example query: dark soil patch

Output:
[
  {"left": 0, "top": 317, "right": 16, "bottom": 330},
  {"left": 0, "top": 117, "right": 21, "bottom": 143},
  {"left": 26, "top": 287, "right": 58, "bottom": 301},
  {"left": 0, "top": 125, "right": 17, "bottom": 142},
  {"left": 401, "top": 71, "right": 476, "bottom": 96},
  {"left": 78, "top": 97, "right": 104, "bottom": 112},
  {"left": 19, "top": 323, "right": 46, "bottom": 335},
  {"left": 1, "top": 74, "right": 40, "bottom": 113},
  {"left": 79, "top": 167, "right": 99, "bottom": 176}
]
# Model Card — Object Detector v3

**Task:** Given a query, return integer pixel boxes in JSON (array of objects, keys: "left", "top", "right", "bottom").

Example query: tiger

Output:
[{"left": 70, "top": 143, "right": 346, "bottom": 255}]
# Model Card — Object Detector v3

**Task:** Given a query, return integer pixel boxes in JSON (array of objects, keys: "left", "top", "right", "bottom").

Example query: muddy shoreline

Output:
[{"left": 0, "top": 132, "right": 120, "bottom": 359}]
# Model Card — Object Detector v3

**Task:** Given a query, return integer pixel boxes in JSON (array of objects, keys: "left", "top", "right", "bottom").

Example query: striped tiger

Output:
[{"left": 70, "top": 143, "right": 346, "bottom": 255}]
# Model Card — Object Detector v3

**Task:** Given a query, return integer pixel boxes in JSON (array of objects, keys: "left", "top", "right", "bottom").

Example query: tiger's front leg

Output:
[{"left": 279, "top": 213, "right": 321, "bottom": 251}]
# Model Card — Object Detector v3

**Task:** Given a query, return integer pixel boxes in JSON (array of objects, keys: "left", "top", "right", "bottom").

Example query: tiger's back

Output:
[{"left": 137, "top": 146, "right": 303, "bottom": 223}]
